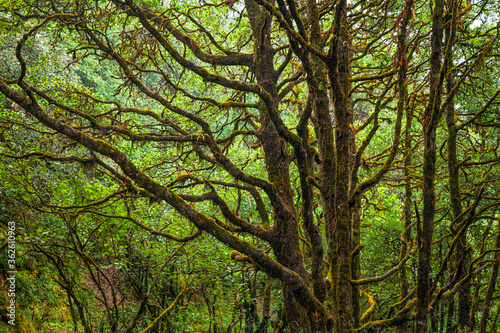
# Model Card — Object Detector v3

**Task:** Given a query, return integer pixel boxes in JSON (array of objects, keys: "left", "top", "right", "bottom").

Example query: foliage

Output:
[{"left": 0, "top": 0, "right": 500, "bottom": 333}]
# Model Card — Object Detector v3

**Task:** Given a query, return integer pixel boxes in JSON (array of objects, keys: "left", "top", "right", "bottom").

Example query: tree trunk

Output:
[
  {"left": 395, "top": 2, "right": 413, "bottom": 331},
  {"left": 417, "top": 0, "right": 445, "bottom": 330},
  {"left": 397, "top": 98, "right": 413, "bottom": 333},
  {"left": 444, "top": 2, "right": 471, "bottom": 330},
  {"left": 244, "top": 1, "right": 314, "bottom": 329},
  {"left": 328, "top": 1, "right": 353, "bottom": 331},
  {"left": 479, "top": 219, "right": 500, "bottom": 333}
]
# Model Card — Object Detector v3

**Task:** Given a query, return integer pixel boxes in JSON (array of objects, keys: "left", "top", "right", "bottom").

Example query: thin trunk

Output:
[
  {"left": 257, "top": 277, "right": 272, "bottom": 333},
  {"left": 397, "top": 98, "right": 413, "bottom": 333},
  {"left": 469, "top": 276, "right": 481, "bottom": 331},
  {"left": 351, "top": 198, "right": 361, "bottom": 329},
  {"left": 328, "top": 1, "right": 352, "bottom": 332},
  {"left": 417, "top": 0, "right": 445, "bottom": 330},
  {"left": 395, "top": 2, "right": 413, "bottom": 331},
  {"left": 479, "top": 219, "right": 500, "bottom": 333},
  {"left": 418, "top": 85, "right": 439, "bottom": 333},
  {"left": 431, "top": 242, "right": 444, "bottom": 332},
  {"left": 444, "top": 0, "right": 471, "bottom": 329},
  {"left": 439, "top": 296, "right": 445, "bottom": 333},
  {"left": 303, "top": 1, "right": 336, "bottom": 322},
  {"left": 446, "top": 298, "right": 455, "bottom": 332},
  {"left": 349, "top": 35, "right": 360, "bottom": 332},
  {"left": 349, "top": 101, "right": 359, "bottom": 328},
  {"left": 489, "top": 301, "right": 500, "bottom": 333},
  {"left": 295, "top": 0, "right": 330, "bottom": 307}
]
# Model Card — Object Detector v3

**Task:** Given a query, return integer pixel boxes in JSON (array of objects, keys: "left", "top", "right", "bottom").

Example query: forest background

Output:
[{"left": 0, "top": 0, "right": 500, "bottom": 332}]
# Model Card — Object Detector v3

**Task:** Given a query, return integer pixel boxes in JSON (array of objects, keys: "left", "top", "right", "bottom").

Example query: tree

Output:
[{"left": 1, "top": 0, "right": 500, "bottom": 332}]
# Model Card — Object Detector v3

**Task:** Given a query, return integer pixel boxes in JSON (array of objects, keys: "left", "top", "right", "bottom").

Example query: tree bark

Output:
[
  {"left": 245, "top": 1, "right": 313, "bottom": 329},
  {"left": 327, "top": 1, "right": 353, "bottom": 332},
  {"left": 397, "top": 93, "right": 413, "bottom": 333},
  {"left": 443, "top": 2, "right": 471, "bottom": 331},
  {"left": 417, "top": 0, "right": 445, "bottom": 331},
  {"left": 479, "top": 219, "right": 500, "bottom": 333},
  {"left": 394, "top": 4, "right": 412, "bottom": 331}
]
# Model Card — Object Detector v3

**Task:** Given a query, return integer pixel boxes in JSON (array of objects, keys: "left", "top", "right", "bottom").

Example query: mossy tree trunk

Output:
[{"left": 2, "top": 1, "right": 500, "bottom": 333}]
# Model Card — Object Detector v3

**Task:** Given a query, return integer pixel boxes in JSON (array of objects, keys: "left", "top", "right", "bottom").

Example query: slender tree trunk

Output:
[
  {"left": 446, "top": 298, "right": 455, "bottom": 332},
  {"left": 418, "top": 71, "right": 439, "bottom": 333},
  {"left": 439, "top": 296, "right": 445, "bottom": 333},
  {"left": 328, "top": 1, "right": 353, "bottom": 332},
  {"left": 488, "top": 303, "right": 500, "bottom": 333},
  {"left": 394, "top": 3, "right": 413, "bottom": 331},
  {"left": 479, "top": 219, "right": 500, "bottom": 333},
  {"left": 397, "top": 99, "right": 413, "bottom": 333},
  {"left": 444, "top": 4, "right": 471, "bottom": 332},
  {"left": 351, "top": 198, "right": 361, "bottom": 329},
  {"left": 431, "top": 242, "right": 444, "bottom": 332},
  {"left": 257, "top": 277, "right": 272, "bottom": 332},
  {"left": 349, "top": 32, "right": 360, "bottom": 332},
  {"left": 349, "top": 99, "right": 360, "bottom": 329},
  {"left": 417, "top": 0, "right": 445, "bottom": 330}
]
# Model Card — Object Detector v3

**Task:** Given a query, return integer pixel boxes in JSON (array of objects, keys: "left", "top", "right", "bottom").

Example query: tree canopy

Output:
[{"left": 1, "top": 0, "right": 500, "bottom": 332}]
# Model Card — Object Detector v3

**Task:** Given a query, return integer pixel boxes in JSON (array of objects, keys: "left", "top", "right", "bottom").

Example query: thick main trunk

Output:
[{"left": 245, "top": 1, "right": 322, "bottom": 330}]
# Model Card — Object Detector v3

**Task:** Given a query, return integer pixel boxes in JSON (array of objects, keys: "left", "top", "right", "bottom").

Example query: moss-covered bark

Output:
[
  {"left": 417, "top": 0, "right": 445, "bottom": 330},
  {"left": 3, "top": 1, "right": 500, "bottom": 332}
]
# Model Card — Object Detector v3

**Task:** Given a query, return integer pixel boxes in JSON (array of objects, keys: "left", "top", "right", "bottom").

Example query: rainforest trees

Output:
[{"left": 1, "top": 0, "right": 500, "bottom": 332}]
